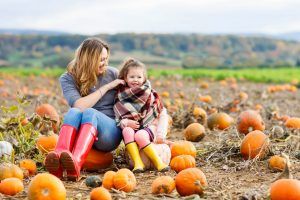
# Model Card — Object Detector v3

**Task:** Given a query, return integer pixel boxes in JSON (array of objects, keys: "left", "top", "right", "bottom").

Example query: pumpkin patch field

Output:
[{"left": 0, "top": 73, "right": 300, "bottom": 199}]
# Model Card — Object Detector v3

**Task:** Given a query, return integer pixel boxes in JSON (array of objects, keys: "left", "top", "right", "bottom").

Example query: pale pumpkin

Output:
[
  {"left": 184, "top": 123, "right": 205, "bottom": 142},
  {"left": 0, "top": 141, "right": 13, "bottom": 158}
]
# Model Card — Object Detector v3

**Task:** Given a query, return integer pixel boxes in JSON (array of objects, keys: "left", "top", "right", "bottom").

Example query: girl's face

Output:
[
  {"left": 97, "top": 48, "right": 108, "bottom": 75},
  {"left": 125, "top": 67, "right": 145, "bottom": 88}
]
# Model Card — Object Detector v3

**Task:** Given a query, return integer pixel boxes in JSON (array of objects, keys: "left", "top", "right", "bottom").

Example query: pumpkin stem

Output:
[
  {"left": 272, "top": 153, "right": 292, "bottom": 182},
  {"left": 41, "top": 188, "right": 50, "bottom": 196}
]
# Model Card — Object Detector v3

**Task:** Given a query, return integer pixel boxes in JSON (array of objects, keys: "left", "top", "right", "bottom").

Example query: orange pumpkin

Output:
[
  {"left": 268, "top": 155, "right": 286, "bottom": 172},
  {"left": 175, "top": 168, "right": 207, "bottom": 196},
  {"left": 151, "top": 176, "right": 175, "bottom": 194},
  {"left": 82, "top": 149, "right": 113, "bottom": 172},
  {"left": 90, "top": 187, "right": 112, "bottom": 200},
  {"left": 192, "top": 107, "right": 207, "bottom": 124},
  {"left": 102, "top": 171, "right": 116, "bottom": 190},
  {"left": 27, "top": 173, "right": 66, "bottom": 200},
  {"left": 36, "top": 133, "right": 58, "bottom": 154},
  {"left": 113, "top": 168, "right": 136, "bottom": 193},
  {"left": 35, "top": 103, "right": 60, "bottom": 133},
  {"left": 207, "top": 112, "right": 233, "bottom": 130},
  {"left": 237, "top": 110, "right": 265, "bottom": 135},
  {"left": 199, "top": 95, "right": 212, "bottom": 103},
  {"left": 0, "top": 177, "right": 24, "bottom": 196},
  {"left": 170, "top": 155, "right": 196, "bottom": 173},
  {"left": 285, "top": 117, "right": 300, "bottom": 129},
  {"left": 19, "top": 159, "right": 37, "bottom": 175},
  {"left": 171, "top": 141, "right": 196, "bottom": 158},
  {"left": 240, "top": 130, "right": 269, "bottom": 160},
  {"left": 270, "top": 179, "right": 300, "bottom": 200},
  {"left": 184, "top": 123, "right": 205, "bottom": 142},
  {"left": 0, "top": 163, "right": 24, "bottom": 180}
]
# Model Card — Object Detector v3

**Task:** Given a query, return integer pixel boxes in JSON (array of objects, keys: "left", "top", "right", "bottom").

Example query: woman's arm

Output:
[{"left": 74, "top": 79, "right": 125, "bottom": 111}]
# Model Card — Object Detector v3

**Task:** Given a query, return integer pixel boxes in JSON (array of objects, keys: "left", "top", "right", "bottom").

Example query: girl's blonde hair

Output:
[
  {"left": 67, "top": 37, "right": 110, "bottom": 96},
  {"left": 118, "top": 58, "right": 147, "bottom": 81}
]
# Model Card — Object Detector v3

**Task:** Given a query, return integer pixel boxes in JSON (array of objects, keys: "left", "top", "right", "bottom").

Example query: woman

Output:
[{"left": 45, "top": 38, "right": 125, "bottom": 181}]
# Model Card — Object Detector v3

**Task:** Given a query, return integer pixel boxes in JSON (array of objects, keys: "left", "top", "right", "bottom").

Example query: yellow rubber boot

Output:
[
  {"left": 143, "top": 143, "right": 170, "bottom": 172},
  {"left": 126, "top": 142, "right": 145, "bottom": 173}
]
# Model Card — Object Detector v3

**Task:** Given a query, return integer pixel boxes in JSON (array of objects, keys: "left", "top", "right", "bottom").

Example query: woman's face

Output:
[
  {"left": 125, "top": 67, "right": 145, "bottom": 88},
  {"left": 97, "top": 48, "right": 108, "bottom": 75}
]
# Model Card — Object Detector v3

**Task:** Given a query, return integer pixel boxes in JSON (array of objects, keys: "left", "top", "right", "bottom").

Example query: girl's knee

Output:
[
  {"left": 122, "top": 127, "right": 135, "bottom": 144},
  {"left": 63, "top": 108, "right": 82, "bottom": 127},
  {"left": 134, "top": 130, "right": 150, "bottom": 148}
]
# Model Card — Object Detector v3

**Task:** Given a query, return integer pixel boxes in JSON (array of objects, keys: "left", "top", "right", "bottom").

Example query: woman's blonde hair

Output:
[
  {"left": 67, "top": 37, "right": 110, "bottom": 96},
  {"left": 118, "top": 58, "right": 147, "bottom": 82}
]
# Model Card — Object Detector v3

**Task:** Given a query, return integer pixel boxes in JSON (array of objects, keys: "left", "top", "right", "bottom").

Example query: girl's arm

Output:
[{"left": 74, "top": 79, "right": 125, "bottom": 111}]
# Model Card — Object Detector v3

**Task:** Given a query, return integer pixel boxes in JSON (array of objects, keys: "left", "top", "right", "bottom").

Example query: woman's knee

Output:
[
  {"left": 63, "top": 107, "right": 82, "bottom": 128},
  {"left": 134, "top": 130, "right": 150, "bottom": 148},
  {"left": 122, "top": 127, "right": 135, "bottom": 144},
  {"left": 81, "top": 108, "right": 98, "bottom": 126}
]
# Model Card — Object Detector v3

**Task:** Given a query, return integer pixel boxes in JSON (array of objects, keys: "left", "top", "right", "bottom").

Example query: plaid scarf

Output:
[{"left": 114, "top": 80, "right": 163, "bottom": 128}]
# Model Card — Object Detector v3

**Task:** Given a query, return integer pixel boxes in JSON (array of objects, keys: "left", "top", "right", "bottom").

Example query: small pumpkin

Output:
[
  {"left": 86, "top": 175, "right": 102, "bottom": 188},
  {"left": 268, "top": 155, "right": 286, "bottom": 172},
  {"left": 237, "top": 110, "right": 265, "bottom": 135},
  {"left": 240, "top": 130, "right": 269, "bottom": 160},
  {"left": 0, "top": 163, "right": 24, "bottom": 180},
  {"left": 175, "top": 168, "right": 208, "bottom": 196},
  {"left": 171, "top": 141, "right": 196, "bottom": 158},
  {"left": 35, "top": 103, "right": 60, "bottom": 133},
  {"left": 192, "top": 107, "right": 207, "bottom": 124},
  {"left": 285, "top": 117, "right": 300, "bottom": 129},
  {"left": 102, "top": 171, "right": 116, "bottom": 190},
  {"left": 128, "top": 143, "right": 171, "bottom": 170},
  {"left": 0, "top": 141, "right": 13, "bottom": 158},
  {"left": 82, "top": 148, "right": 113, "bottom": 172},
  {"left": 170, "top": 155, "right": 196, "bottom": 173},
  {"left": 151, "top": 176, "right": 175, "bottom": 194},
  {"left": 184, "top": 123, "right": 205, "bottom": 142},
  {"left": 27, "top": 173, "right": 66, "bottom": 200},
  {"left": 0, "top": 177, "right": 24, "bottom": 196},
  {"left": 207, "top": 112, "right": 233, "bottom": 130},
  {"left": 36, "top": 133, "right": 58, "bottom": 154},
  {"left": 113, "top": 168, "right": 136, "bottom": 193},
  {"left": 19, "top": 159, "right": 37, "bottom": 175},
  {"left": 270, "top": 179, "right": 300, "bottom": 200},
  {"left": 90, "top": 187, "right": 112, "bottom": 200},
  {"left": 199, "top": 95, "right": 212, "bottom": 103}
]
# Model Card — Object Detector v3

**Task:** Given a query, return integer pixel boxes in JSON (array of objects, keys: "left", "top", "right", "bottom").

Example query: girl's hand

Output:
[
  {"left": 107, "top": 79, "right": 125, "bottom": 90},
  {"left": 126, "top": 119, "right": 140, "bottom": 130}
]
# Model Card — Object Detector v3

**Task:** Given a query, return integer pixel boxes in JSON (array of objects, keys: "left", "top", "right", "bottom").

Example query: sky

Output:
[{"left": 1, "top": 0, "right": 300, "bottom": 35}]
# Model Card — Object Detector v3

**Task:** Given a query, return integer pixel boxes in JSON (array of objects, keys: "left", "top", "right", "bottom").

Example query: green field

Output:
[{"left": 0, "top": 67, "right": 299, "bottom": 83}]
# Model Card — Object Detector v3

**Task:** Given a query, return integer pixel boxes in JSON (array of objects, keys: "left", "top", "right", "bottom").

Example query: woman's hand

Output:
[
  {"left": 126, "top": 119, "right": 140, "bottom": 130},
  {"left": 106, "top": 79, "right": 125, "bottom": 90}
]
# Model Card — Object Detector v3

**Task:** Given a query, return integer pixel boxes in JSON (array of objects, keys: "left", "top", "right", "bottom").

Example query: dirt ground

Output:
[{"left": 0, "top": 74, "right": 299, "bottom": 200}]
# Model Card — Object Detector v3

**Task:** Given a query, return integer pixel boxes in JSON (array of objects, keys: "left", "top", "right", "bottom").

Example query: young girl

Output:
[{"left": 113, "top": 58, "right": 170, "bottom": 172}]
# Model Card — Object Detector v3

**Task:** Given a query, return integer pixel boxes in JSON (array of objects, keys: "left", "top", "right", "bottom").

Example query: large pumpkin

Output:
[
  {"left": 27, "top": 173, "right": 66, "bottom": 200},
  {"left": 240, "top": 130, "right": 269, "bottom": 160},
  {"left": 113, "top": 168, "right": 136, "bottom": 193},
  {"left": 128, "top": 143, "right": 171, "bottom": 170},
  {"left": 237, "top": 110, "right": 265, "bottom": 135},
  {"left": 207, "top": 112, "right": 233, "bottom": 130},
  {"left": 170, "top": 155, "right": 196, "bottom": 173},
  {"left": 175, "top": 168, "right": 207, "bottom": 196},
  {"left": 0, "top": 163, "right": 24, "bottom": 181},
  {"left": 171, "top": 141, "right": 196, "bottom": 158},
  {"left": 270, "top": 179, "right": 300, "bottom": 200},
  {"left": 35, "top": 103, "right": 60, "bottom": 133},
  {"left": 82, "top": 148, "right": 113, "bottom": 171},
  {"left": 184, "top": 123, "right": 205, "bottom": 142}
]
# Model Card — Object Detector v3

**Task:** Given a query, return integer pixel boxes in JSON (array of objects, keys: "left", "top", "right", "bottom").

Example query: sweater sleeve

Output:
[
  {"left": 59, "top": 72, "right": 81, "bottom": 107},
  {"left": 155, "top": 108, "right": 169, "bottom": 138}
]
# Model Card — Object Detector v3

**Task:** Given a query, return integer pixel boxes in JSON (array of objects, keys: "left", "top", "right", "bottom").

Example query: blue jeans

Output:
[{"left": 63, "top": 107, "right": 122, "bottom": 152}]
